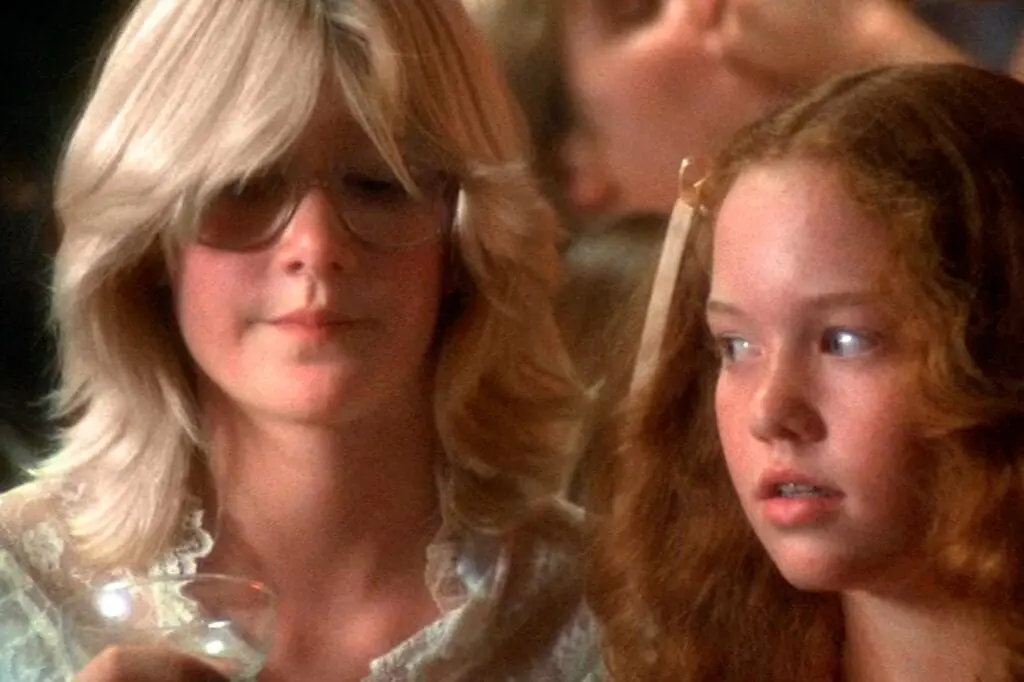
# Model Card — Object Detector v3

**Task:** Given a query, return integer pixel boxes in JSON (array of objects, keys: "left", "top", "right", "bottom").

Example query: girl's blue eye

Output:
[
  {"left": 717, "top": 336, "right": 756, "bottom": 365},
  {"left": 822, "top": 329, "right": 877, "bottom": 357}
]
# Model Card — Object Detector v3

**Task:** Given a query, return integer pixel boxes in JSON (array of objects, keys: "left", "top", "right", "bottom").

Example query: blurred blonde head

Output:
[{"left": 41, "top": 0, "right": 579, "bottom": 568}]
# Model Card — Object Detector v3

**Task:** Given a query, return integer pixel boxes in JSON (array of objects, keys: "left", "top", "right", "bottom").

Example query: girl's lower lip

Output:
[{"left": 761, "top": 495, "right": 843, "bottom": 527}]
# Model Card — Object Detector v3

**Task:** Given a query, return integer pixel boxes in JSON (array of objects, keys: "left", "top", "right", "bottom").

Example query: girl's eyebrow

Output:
[
  {"left": 705, "top": 299, "right": 744, "bottom": 319},
  {"left": 706, "top": 292, "right": 881, "bottom": 318}
]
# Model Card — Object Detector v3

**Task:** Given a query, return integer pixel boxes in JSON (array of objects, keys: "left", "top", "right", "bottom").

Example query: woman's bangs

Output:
[{"left": 169, "top": 11, "right": 330, "bottom": 242}]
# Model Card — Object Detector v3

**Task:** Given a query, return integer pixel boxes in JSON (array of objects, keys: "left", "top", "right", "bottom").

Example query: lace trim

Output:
[
  {"left": 150, "top": 494, "right": 214, "bottom": 579},
  {"left": 0, "top": 485, "right": 600, "bottom": 681},
  {"left": 157, "top": 497, "right": 484, "bottom": 674},
  {"left": 0, "top": 545, "right": 74, "bottom": 681},
  {"left": 370, "top": 532, "right": 506, "bottom": 677}
]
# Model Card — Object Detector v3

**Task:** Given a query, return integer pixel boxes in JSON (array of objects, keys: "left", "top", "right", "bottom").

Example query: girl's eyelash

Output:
[{"left": 714, "top": 335, "right": 755, "bottom": 365}]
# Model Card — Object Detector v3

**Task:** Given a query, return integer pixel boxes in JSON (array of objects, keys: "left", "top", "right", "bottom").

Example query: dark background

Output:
[
  {"left": 0, "top": 1, "right": 125, "bottom": 484},
  {"left": 1, "top": 1, "right": 124, "bottom": 176}
]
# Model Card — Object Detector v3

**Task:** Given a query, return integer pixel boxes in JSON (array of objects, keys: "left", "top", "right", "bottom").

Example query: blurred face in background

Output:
[{"left": 561, "top": 0, "right": 786, "bottom": 215}]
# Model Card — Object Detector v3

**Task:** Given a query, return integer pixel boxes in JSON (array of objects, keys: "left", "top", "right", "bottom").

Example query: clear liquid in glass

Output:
[{"left": 162, "top": 620, "right": 267, "bottom": 681}]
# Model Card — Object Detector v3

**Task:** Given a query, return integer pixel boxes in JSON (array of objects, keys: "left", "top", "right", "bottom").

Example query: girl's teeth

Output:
[{"left": 777, "top": 483, "right": 828, "bottom": 498}]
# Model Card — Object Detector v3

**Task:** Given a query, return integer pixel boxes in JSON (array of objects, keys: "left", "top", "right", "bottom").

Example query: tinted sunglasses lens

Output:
[
  {"left": 199, "top": 176, "right": 292, "bottom": 250},
  {"left": 337, "top": 174, "right": 453, "bottom": 248}
]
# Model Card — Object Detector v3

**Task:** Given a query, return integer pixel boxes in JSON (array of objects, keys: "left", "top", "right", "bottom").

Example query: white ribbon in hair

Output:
[{"left": 629, "top": 158, "right": 706, "bottom": 395}]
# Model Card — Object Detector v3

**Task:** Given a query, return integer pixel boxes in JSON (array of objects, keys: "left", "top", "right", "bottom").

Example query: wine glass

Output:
[{"left": 60, "top": 573, "right": 276, "bottom": 681}]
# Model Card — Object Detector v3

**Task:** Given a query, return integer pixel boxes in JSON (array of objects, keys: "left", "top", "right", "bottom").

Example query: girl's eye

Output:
[
  {"left": 716, "top": 336, "right": 757, "bottom": 366},
  {"left": 822, "top": 328, "right": 878, "bottom": 358}
]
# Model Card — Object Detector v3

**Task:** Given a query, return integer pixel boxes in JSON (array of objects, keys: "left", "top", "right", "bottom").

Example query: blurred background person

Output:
[{"left": 466, "top": 0, "right": 970, "bottom": 221}]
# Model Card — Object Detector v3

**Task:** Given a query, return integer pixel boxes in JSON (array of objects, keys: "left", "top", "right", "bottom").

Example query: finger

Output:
[{"left": 75, "top": 645, "right": 229, "bottom": 682}]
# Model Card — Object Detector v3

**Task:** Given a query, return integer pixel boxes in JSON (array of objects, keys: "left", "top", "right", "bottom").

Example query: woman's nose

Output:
[{"left": 273, "top": 185, "right": 360, "bottom": 276}]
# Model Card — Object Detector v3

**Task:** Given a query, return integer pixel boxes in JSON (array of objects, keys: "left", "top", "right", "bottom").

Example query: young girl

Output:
[
  {"left": 0, "top": 0, "right": 600, "bottom": 680},
  {"left": 592, "top": 63, "right": 1024, "bottom": 682}
]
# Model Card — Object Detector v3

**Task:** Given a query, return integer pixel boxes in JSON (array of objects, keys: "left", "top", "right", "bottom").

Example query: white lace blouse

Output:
[{"left": 0, "top": 481, "right": 603, "bottom": 681}]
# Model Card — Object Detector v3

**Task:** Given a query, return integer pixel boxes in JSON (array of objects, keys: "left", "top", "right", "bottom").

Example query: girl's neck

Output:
[
  {"left": 196, "top": 387, "right": 443, "bottom": 597},
  {"left": 841, "top": 590, "right": 988, "bottom": 682}
]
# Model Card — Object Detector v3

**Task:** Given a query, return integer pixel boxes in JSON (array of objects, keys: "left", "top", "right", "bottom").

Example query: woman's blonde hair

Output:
[{"left": 39, "top": 0, "right": 579, "bottom": 569}]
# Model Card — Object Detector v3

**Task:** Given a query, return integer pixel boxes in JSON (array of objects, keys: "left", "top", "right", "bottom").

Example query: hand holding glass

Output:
[{"left": 61, "top": 574, "right": 276, "bottom": 682}]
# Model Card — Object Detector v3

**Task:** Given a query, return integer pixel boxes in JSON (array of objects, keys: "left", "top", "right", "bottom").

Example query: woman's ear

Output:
[{"left": 560, "top": 127, "right": 615, "bottom": 213}]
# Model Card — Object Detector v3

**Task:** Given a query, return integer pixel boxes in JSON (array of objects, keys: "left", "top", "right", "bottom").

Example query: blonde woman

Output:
[{"left": 0, "top": 0, "right": 600, "bottom": 680}]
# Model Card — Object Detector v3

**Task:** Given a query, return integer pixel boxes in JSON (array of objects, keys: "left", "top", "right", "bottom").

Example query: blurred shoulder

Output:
[{"left": 503, "top": 499, "right": 602, "bottom": 679}]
